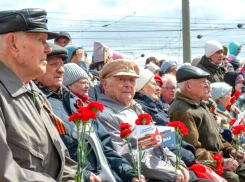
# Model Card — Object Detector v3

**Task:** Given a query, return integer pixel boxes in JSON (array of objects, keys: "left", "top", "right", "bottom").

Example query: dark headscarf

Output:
[{"left": 224, "top": 71, "right": 243, "bottom": 95}]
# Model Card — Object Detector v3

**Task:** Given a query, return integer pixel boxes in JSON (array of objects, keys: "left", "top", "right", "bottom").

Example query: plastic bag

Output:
[{"left": 189, "top": 164, "right": 227, "bottom": 182}]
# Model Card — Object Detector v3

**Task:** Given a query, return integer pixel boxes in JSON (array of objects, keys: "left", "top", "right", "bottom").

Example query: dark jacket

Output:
[
  {"left": 133, "top": 92, "right": 169, "bottom": 126},
  {"left": 133, "top": 92, "right": 196, "bottom": 166},
  {"left": 197, "top": 56, "right": 226, "bottom": 83},
  {"left": 168, "top": 91, "right": 234, "bottom": 160},
  {"left": 40, "top": 86, "right": 134, "bottom": 182}
]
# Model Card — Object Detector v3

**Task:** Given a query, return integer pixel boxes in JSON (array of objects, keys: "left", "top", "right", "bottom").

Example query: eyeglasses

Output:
[{"left": 161, "top": 87, "right": 177, "bottom": 91}]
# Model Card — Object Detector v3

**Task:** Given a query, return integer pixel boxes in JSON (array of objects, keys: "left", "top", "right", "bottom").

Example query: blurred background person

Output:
[{"left": 54, "top": 31, "right": 72, "bottom": 47}]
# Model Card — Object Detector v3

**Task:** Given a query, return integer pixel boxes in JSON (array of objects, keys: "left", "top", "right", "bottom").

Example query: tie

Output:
[{"left": 41, "top": 100, "right": 67, "bottom": 135}]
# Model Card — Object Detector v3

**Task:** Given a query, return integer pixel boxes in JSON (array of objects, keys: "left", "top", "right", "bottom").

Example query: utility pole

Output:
[{"left": 182, "top": 0, "right": 191, "bottom": 63}]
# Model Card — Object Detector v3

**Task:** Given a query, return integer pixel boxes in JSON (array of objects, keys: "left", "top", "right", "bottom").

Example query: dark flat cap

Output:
[
  {"left": 176, "top": 65, "right": 210, "bottom": 83},
  {"left": 47, "top": 43, "right": 68, "bottom": 61},
  {"left": 0, "top": 8, "right": 58, "bottom": 39},
  {"left": 54, "top": 31, "right": 71, "bottom": 42}
]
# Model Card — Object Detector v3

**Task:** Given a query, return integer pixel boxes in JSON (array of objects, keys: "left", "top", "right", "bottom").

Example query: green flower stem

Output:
[
  {"left": 76, "top": 123, "right": 81, "bottom": 182},
  {"left": 126, "top": 135, "right": 139, "bottom": 179}
]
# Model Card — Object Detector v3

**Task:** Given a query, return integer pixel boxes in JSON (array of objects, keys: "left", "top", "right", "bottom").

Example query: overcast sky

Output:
[{"left": 1, "top": 0, "right": 245, "bottom": 66}]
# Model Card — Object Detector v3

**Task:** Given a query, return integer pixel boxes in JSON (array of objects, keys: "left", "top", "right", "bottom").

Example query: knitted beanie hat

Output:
[
  {"left": 210, "top": 82, "right": 232, "bottom": 101},
  {"left": 205, "top": 40, "right": 223, "bottom": 58},
  {"left": 63, "top": 63, "right": 89, "bottom": 86},
  {"left": 235, "top": 74, "right": 245, "bottom": 85},
  {"left": 136, "top": 69, "right": 154, "bottom": 92}
]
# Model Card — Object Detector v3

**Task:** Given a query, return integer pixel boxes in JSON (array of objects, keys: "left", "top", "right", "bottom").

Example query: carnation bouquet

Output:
[{"left": 68, "top": 101, "right": 104, "bottom": 182}]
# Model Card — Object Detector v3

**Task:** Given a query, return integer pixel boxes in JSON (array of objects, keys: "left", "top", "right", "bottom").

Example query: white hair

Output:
[{"left": 161, "top": 74, "right": 177, "bottom": 87}]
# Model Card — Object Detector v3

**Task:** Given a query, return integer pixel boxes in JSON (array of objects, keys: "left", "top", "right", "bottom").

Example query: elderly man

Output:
[
  {"left": 0, "top": 8, "right": 76, "bottom": 181},
  {"left": 160, "top": 74, "right": 177, "bottom": 111},
  {"left": 196, "top": 40, "right": 226, "bottom": 83},
  {"left": 35, "top": 43, "right": 145, "bottom": 182},
  {"left": 168, "top": 65, "right": 245, "bottom": 182},
  {"left": 97, "top": 60, "right": 214, "bottom": 182}
]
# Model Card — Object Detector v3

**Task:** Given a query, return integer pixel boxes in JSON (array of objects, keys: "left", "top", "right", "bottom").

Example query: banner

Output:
[{"left": 136, "top": 125, "right": 176, "bottom": 150}]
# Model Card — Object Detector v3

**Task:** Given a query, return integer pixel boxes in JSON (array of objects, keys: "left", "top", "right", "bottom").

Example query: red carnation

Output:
[
  {"left": 232, "top": 125, "right": 245, "bottom": 135},
  {"left": 167, "top": 121, "right": 188, "bottom": 136},
  {"left": 229, "top": 118, "right": 236, "bottom": 126},
  {"left": 76, "top": 107, "right": 97, "bottom": 122},
  {"left": 120, "top": 129, "right": 132, "bottom": 138},
  {"left": 230, "top": 96, "right": 237, "bottom": 104},
  {"left": 233, "top": 91, "right": 241, "bottom": 98},
  {"left": 69, "top": 113, "right": 83, "bottom": 122},
  {"left": 120, "top": 122, "right": 131, "bottom": 130},
  {"left": 120, "top": 122, "right": 132, "bottom": 139},
  {"left": 212, "top": 153, "right": 223, "bottom": 165},
  {"left": 87, "top": 101, "right": 104, "bottom": 113},
  {"left": 226, "top": 104, "right": 231, "bottom": 111},
  {"left": 214, "top": 165, "right": 224, "bottom": 175},
  {"left": 135, "top": 113, "right": 152, "bottom": 125}
]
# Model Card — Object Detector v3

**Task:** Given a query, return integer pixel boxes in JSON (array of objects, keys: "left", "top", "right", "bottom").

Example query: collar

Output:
[
  {"left": 217, "top": 104, "right": 226, "bottom": 112},
  {"left": 175, "top": 91, "right": 203, "bottom": 107},
  {"left": 200, "top": 56, "right": 225, "bottom": 73},
  {"left": 97, "top": 93, "right": 137, "bottom": 113},
  {"left": 34, "top": 80, "right": 63, "bottom": 99},
  {"left": 0, "top": 62, "right": 42, "bottom": 97}
]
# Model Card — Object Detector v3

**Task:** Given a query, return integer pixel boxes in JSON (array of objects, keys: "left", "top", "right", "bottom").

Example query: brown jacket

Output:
[
  {"left": 0, "top": 62, "right": 76, "bottom": 182},
  {"left": 168, "top": 91, "right": 233, "bottom": 160}
]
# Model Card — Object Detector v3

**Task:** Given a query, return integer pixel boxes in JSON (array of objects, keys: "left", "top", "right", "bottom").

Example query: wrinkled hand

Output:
[
  {"left": 237, "top": 150, "right": 245, "bottom": 165},
  {"left": 76, "top": 49, "right": 84, "bottom": 61},
  {"left": 176, "top": 169, "right": 185, "bottom": 182},
  {"left": 90, "top": 172, "right": 101, "bottom": 182},
  {"left": 180, "top": 166, "right": 189, "bottom": 182},
  {"left": 132, "top": 175, "right": 146, "bottom": 182},
  {"left": 223, "top": 158, "right": 238, "bottom": 171}
]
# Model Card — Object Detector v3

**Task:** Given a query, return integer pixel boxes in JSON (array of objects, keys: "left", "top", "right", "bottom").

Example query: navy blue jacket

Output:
[{"left": 40, "top": 87, "right": 134, "bottom": 182}]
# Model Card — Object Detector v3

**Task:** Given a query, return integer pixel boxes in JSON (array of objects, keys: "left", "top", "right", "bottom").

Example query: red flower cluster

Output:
[
  {"left": 68, "top": 101, "right": 105, "bottom": 124},
  {"left": 69, "top": 108, "right": 96, "bottom": 123},
  {"left": 167, "top": 121, "right": 189, "bottom": 136},
  {"left": 234, "top": 91, "right": 242, "bottom": 98},
  {"left": 212, "top": 153, "right": 224, "bottom": 175},
  {"left": 86, "top": 101, "right": 104, "bottom": 113},
  {"left": 120, "top": 122, "right": 132, "bottom": 138},
  {"left": 232, "top": 125, "right": 245, "bottom": 135},
  {"left": 229, "top": 118, "right": 236, "bottom": 126},
  {"left": 226, "top": 91, "right": 241, "bottom": 111},
  {"left": 135, "top": 113, "right": 151, "bottom": 125}
]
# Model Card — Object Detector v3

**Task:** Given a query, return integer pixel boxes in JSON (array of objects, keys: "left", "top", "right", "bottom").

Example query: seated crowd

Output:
[{"left": 1, "top": 8, "right": 245, "bottom": 182}]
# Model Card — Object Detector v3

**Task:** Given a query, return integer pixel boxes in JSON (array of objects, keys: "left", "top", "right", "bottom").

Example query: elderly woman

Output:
[
  {"left": 63, "top": 63, "right": 90, "bottom": 105},
  {"left": 133, "top": 69, "right": 196, "bottom": 167},
  {"left": 210, "top": 82, "right": 233, "bottom": 132},
  {"left": 134, "top": 69, "right": 169, "bottom": 126}
]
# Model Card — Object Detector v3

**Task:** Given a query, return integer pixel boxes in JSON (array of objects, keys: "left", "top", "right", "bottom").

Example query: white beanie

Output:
[
  {"left": 210, "top": 82, "right": 232, "bottom": 101},
  {"left": 136, "top": 69, "right": 154, "bottom": 92},
  {"left": 146, "top": 62, "right": 160, "bottom": 73},
  {"left": 63, "top": 63, "right": 89, "bottom": 86},
  {"left": 205, "top": 40, "right": 223, "bottom": 58}
]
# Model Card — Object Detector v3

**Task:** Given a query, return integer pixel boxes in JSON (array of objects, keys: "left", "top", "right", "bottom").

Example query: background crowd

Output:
[{"left": 1, "top": 8, "right": 245, "bottom": 182}]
